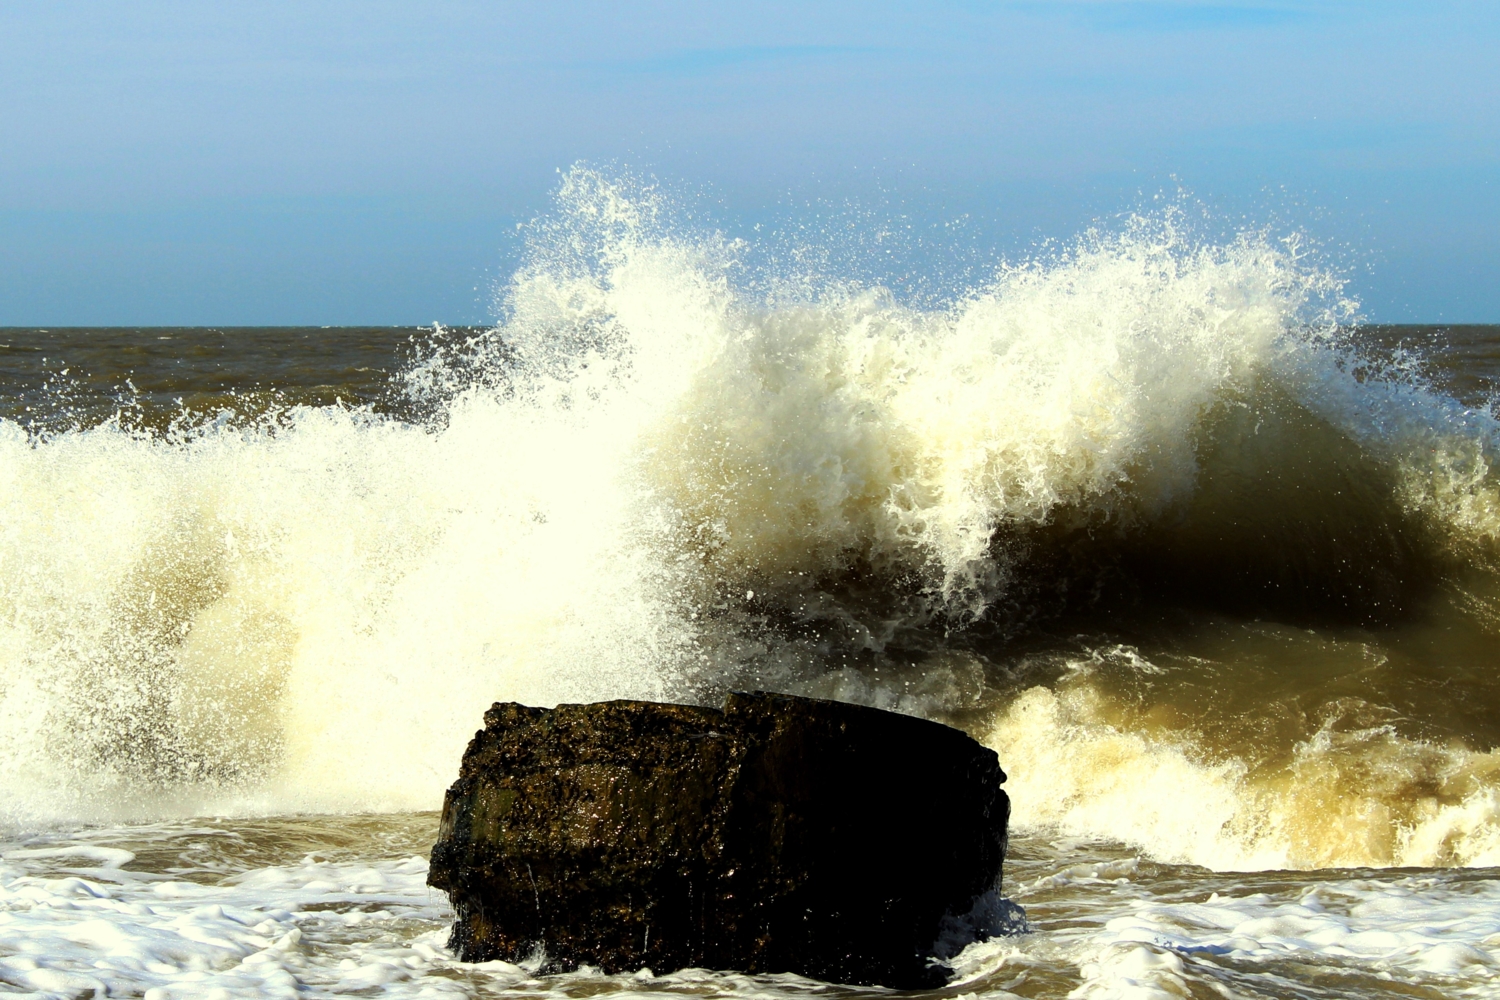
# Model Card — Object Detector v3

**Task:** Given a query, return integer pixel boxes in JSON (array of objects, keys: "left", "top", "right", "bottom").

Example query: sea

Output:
[{"left": 2, "top": 171, "right": 1500, "bottom": 998}]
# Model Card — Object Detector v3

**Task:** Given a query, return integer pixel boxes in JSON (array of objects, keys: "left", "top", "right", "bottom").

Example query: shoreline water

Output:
[{"left": 4, "top": 813, "right": 1498, "bottom": 998}]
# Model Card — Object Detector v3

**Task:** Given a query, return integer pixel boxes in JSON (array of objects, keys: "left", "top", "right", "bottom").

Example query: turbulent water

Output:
[{"left": 3, "top": 170, "right": 1500, "bottom": 997}]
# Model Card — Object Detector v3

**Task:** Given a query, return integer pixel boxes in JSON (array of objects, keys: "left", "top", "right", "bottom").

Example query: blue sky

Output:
[{"left": 1, "top": 1, "right": 1495, "bottom": 323}]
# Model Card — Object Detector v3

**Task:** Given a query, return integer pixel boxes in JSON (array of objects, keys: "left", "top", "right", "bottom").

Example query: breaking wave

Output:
[{"left": 4, "top": 168, "right": 1500, "bottom": 871}]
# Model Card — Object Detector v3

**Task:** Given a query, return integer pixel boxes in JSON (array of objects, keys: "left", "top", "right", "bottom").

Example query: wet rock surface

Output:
[{"left": 427, "top": 691, "right": 1009, "bottom": 987}]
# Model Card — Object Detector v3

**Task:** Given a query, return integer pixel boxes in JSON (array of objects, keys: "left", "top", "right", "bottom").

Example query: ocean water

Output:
[{"left": 3, "top": 169, "right": 1500, "bottom": 997}]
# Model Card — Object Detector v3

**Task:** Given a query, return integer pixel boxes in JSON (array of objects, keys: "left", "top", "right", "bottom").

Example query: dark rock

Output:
[{"left": 427, "top": 691, "right": 1009, "bottom": 987}]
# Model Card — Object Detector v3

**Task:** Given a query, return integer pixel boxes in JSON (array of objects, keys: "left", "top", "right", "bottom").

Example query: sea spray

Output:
[{"left": 3, "top": 170, "right": 1500, "bottom": 875}]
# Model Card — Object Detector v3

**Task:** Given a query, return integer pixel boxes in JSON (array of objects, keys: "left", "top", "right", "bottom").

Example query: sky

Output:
[{"left": 0, "top": 1, "right": 1496, "bottom": 324}]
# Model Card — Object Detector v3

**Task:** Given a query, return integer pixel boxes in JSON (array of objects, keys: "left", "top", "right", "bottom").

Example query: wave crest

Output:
[{"left": 4, "top": 169, "right": 1500, "bottom": 873}]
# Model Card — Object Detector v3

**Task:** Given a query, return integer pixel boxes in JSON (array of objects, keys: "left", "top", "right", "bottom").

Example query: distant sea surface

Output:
[{"left": 3, "top": 182, "right": 1500, "bottom": 998}]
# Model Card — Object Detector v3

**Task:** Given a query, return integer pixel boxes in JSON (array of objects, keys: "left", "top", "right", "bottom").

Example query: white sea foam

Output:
[
  {"left": 0, "top": 834, "right": 470, "bottom": 998},
  {"left": 952, "top": 855, "right": 1500, "bottom": 999},
  {"left": 4, "top": 823, "right": 1497, "bottom": 1000}
]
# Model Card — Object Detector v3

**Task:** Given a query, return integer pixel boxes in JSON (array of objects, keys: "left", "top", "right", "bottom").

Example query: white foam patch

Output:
[
  {"left": 0, "top": 847, "right": 482, "bottom": 998},
  {"left": 12, "top": 823, "right": 1500, "bottom": 1000},
  {"left": 952, "top": 857, "right": 1500, "bottom": 999},
  {"left": 0, "top": 822, "right": 920, "bottom": 999}
]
